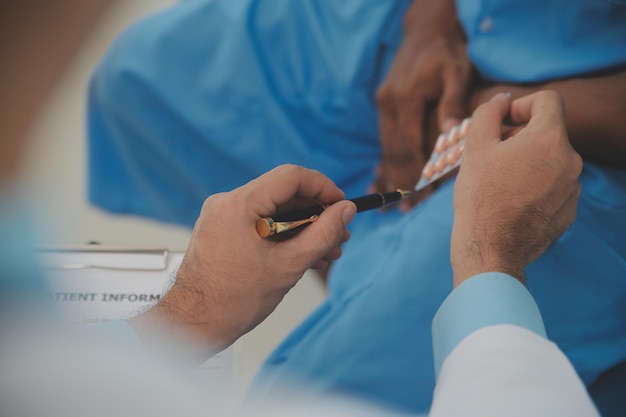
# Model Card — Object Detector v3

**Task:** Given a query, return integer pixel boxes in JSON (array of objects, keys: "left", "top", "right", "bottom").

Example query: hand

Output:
[
  {"left": 373, "top": 0, "right": 472, "bottom": 210},
  {"left": 129, "top": 165, "right": 356, "bottom": 359},
  {"left": 451, "top": 91, "right": 583, "bottom": 287}
]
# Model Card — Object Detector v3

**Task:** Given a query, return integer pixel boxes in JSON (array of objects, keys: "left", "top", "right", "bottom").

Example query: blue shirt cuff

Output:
[{"left": 432, "top": 272, "right": 546, "bottom": 377}]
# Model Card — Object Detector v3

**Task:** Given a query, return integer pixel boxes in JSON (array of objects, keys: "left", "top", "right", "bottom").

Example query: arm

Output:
[
  {"left": 470, "top": 68, "right": 626, "bottom": 169},
  {"left": 431, "top": 92, "right": 598, "bottom": 415},
  {"left": 128, "top": 165, "right": 356, "bottom": 361},
  {"left": 431, "top": 274, "right": 599, "bottom": 417},
  {"left": 373, "top": 0, "right": 472, "bottom": 210}
]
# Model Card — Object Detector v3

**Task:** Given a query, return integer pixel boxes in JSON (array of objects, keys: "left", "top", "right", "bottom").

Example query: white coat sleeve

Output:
[{"left": 430, "top": 273, "right": 599, "bottom": 417}]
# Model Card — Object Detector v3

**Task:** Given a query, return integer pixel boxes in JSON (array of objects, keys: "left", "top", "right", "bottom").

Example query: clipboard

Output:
[
  {"left": 40, "top": 244, "right": 173, "bottom": 272},
  {"left": 39, "top": 244, "right": 183, "bottom": 322},
  {"left": 39, "top": 244, "right": 235, "bottom": 398}
]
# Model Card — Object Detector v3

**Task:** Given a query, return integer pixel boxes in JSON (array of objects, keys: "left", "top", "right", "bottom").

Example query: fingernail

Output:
[
  {"left": 490, "top": 92, "right": 510, "bottom": 102},
  {"left": 341, "top": 203, "right": 357, "bottom": 225}
]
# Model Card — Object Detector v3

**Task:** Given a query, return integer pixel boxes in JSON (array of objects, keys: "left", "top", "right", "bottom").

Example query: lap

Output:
[
  {"left": 88, "top": 0, "right": 410, "bottom": 225},
  {"left": 255, "top": 165, "right": 626, "bottom": 412}
]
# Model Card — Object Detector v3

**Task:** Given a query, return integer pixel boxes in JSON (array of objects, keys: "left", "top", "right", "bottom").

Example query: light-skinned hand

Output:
[
  {"left": 451, "top": 91, "right": 582, "bottom": 287},
  {"left": 129, "top": 165, "right": 356, "bottom": 360}
]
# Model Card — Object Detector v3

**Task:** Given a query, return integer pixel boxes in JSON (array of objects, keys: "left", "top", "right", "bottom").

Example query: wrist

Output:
[
  {"left": 451, "top": 238, "right": 525, "bottom": 288},
  {"left": 403, "top": 0, "right": 460, "bottom": 35},
  {"left": 127, "top": 266, "right": 234, "bottom": 360}
]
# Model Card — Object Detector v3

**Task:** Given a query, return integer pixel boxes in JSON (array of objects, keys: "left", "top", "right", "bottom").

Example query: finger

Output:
[
  {"left": 311, "top": 246, "right": 343, "bottom": 271},
  {"left": 323, "top": 246, "right": 343, "bottom": 263},
  {"left": 377, "top": 105, "right": 403, "bottom": 191},
  {"left": 557, "top": 181, "right": 582, "bottom": 232},
  {"left": 396, "top": 96, "right": 426, "bottom": 162},
  {"left": 507, "top": 91, "right": 570, "bottom": 154},
  {"left": 370, "top": 164, "right": 389, "bottom": 194},
  {"left": 438, "top": 65, "right": 468, "bottom": 133},
  {"left": 378, "top": 75, "right": 426, "bottom": 191},
  {"left": 341, "top": 229, "right": 351, "bottom": 244},
  {"left": 377, "top": 119, "right": 426, "bottom": 194},
  {"left": 564, "top": 181, "right": 582, "bottom": 229},
  {"left": 466, "top": 92, "right": 511, "bottom": 154},
  {"left": 569, "top": 149, "right": 584, "bottom": 180},
  {"left": 247, "top": 165, "right": 345, "bottom": 216},
  {"left": 376, "top": 83, "right": 400, "bottom": 174},
  {"left": 393, "top": 67, "right": 432, "bottom": 188},
  {"left": 508, "top": 90, "right": 565, "bottom": 129},
  {"left": 288, "top": 200, "right": 356, "bottom": 268},
  {"left": 501, "top": 124, "right": 524, "bottom": 141},
  {"left": 396, "top": 97, "right": 426, "bottom": 159},
  {"left": 311, "top": 259, "right": 330, "bottom": 271}
]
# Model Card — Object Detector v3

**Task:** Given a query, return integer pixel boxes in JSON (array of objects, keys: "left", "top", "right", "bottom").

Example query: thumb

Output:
[
  {"left": 465, "top": 92, "right": 511, "bottom": 154},
  {"left": 438, "top": 67, "right": 467, "bottom": 133},
  {"left": 290, "top": 200, "right": 356, "bottom": 266}
]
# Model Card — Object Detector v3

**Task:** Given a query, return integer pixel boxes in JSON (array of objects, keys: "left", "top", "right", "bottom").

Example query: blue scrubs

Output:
[
  {"left": 88, "top": 0, "right": 410, "bottom": 226},
  {"left": 88, "top": 0, "right": 626, "bottom": 413}
]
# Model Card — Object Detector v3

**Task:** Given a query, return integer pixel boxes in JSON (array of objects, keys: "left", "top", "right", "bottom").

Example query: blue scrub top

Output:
[
  {"left": 458, "top": 0, "right": 626, "bottom": 82},
  {"left": 88, "top": 0, "right": 626, "bottom": 413}
]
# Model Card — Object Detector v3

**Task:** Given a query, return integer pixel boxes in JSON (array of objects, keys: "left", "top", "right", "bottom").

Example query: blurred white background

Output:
[{"left": 17, "top": 0, "right": 326, "bottom": 396}]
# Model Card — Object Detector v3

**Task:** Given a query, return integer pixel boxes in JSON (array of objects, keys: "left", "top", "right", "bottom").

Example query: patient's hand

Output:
[
  {"left": 372, "top": 0, "right": 473, "bottom": 211},
  {"left": 129, "top": 165, "right": 356, "bottom": 360},
  {"left": 451, "top": 91, "right": 582, "bottom": 287}
]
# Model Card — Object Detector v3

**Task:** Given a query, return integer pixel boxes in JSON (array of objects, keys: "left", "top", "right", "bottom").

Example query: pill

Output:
[
  {"left": 447, "top": 126, "right": 461, "bottom": 146},
  {"left": 446, "top": 145, "right": 462, "bottom": 165},
  {"left": 422, "top": 161, "right": 435, "bottom": 179},
  {"left": 459, "top": 118, "right": 472, "bottom": 138},
  {"left": 434, "top": 133, "right": 448, "bottom": 154},
  {"left": 434, "top": 155, "right": 448, "bottom": 173}
]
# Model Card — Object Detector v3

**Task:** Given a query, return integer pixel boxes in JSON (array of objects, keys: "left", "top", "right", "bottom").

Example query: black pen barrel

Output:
[
  {"left": 352, "top": 191, "right": 404, "bottom": 212},
  {"left": 351, "top": 193, "right": 385, "bottom": 212},
  {"left": 273, "top": 191, "right": 404, "bottom": 222},
  {"left": 273, "top": 205, "right": 325, "bottom": 222}
]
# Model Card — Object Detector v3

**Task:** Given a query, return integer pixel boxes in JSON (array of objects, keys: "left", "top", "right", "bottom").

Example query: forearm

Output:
[{"left": 470, "top": 68, "right": 626, "bottom": 168}]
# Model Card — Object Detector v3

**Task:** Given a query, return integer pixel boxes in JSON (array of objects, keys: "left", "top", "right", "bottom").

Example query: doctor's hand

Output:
[
  {"left": 129, "top": 165, "right": 356, "bottom": 360},
  {"left": 451, "top": 91, "right": 582, "bottom": 287},
  {"left": 372, "top": 0, "right": 472, "bottom": 210}
]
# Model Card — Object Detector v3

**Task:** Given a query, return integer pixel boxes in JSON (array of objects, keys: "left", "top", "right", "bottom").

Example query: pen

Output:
[{"left": 256, "top": 189, "right": 412, "bottom": 237}]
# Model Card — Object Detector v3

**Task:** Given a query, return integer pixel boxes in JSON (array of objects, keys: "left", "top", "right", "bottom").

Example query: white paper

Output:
[{"left": 40, "top": 247, "right": 234, "bottom": 402}]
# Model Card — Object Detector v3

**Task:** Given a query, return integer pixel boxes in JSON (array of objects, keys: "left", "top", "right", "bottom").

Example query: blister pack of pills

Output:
[{"left": 414, "top": 117, "right": 472, "bottom": 192}]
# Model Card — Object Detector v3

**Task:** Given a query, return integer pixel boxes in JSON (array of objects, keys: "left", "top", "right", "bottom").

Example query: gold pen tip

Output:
[{"left": 397, "top": 189, "right": 412, "bottom": 199}]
